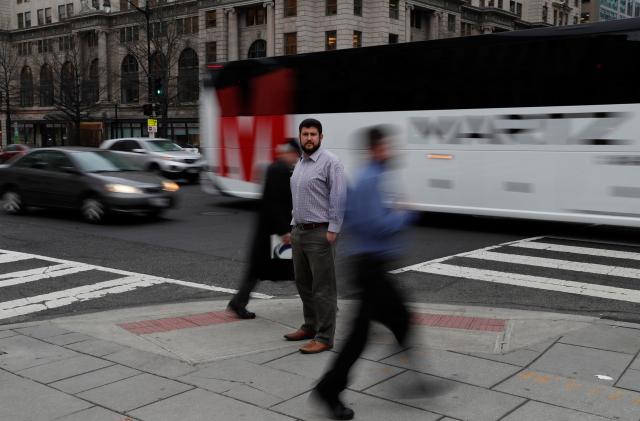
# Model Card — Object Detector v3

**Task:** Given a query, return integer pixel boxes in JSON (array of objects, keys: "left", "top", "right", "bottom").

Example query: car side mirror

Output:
[{"left": 132, "top": 148, "right": 147, "bottom": 154}]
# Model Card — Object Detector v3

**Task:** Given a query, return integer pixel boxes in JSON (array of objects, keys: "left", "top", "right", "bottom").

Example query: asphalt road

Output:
[{"left": 1, "top": 183, "right": 640, "bottom": 324}]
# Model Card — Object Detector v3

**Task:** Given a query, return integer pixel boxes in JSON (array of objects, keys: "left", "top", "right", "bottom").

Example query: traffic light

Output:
[
  {"left": 153, "top": 103, "right": 163, "bottom": 115},
  {"left": 154, "top": 77, "right": 164, "bottom": 97},
  {"left": 142, "top": 103, "right": 153, "bottom": 116}
]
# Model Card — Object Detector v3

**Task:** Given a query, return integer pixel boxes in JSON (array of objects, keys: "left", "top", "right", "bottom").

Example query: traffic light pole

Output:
[{"left": 125, "top": 0, "right": 153, "bottom": 105}]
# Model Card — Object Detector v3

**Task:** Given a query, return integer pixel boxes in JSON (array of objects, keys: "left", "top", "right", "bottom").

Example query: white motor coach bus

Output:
[{"left": 200, "top": 19, "right": 640, "bottom": 227}]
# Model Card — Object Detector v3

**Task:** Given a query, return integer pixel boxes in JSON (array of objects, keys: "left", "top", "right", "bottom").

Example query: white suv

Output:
[{"left": 100, "top": 137, "right": 203, "bottom": 183}]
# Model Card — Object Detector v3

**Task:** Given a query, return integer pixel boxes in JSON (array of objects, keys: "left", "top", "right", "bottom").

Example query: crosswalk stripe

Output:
[
  {"left": 0, "top": 265, "right": 94, "bottom": 288},
  {"left": 0, "top": 263, "right": 78, "bottom": 280},
  {"left": 465, "top": 250, "right": 640, "bottom": 279},
  {"left": 0, "top": 253, "right": 37, "bottom": 264},
  {"left": 412, "top": 262, "right": 640, "bottom": 304},
  {"left": 0, "top": 275, "right": 163, "bottom": 320},
  {"left": 512, "top": 241, "right": 640, "bottom": 262}
]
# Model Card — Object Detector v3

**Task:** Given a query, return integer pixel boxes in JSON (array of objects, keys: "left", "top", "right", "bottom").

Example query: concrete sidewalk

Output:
[{"left": 1, "top": 298, "right": 640, "bottom": 421}]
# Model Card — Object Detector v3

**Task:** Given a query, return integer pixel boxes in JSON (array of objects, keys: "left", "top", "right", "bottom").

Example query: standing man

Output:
[
  {"left": 227, "top": 139, "right": 301, "bottom": 319},
  {"left": 285, "top": 118, "right": 347, "bottom": 354},
  {"left": 313, "top": 126, "right": 415, "bottom": 420}
]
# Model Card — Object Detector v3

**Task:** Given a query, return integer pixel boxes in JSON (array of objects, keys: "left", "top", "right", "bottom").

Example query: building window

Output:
[
  {"left": 178, "top": 48, "right": 199, "bottom": 103},
  {"left": 59, "top": 35, "right": 75, "bottom": 51},
  {"left": 83, "top": 59, "right": 99, "bottom": 104},
  {"left": 553, "top": 9, "right": 557, "bottom": 25},
  {"left": 87, "top": 31, "right": 98, "bottom": 47},
  {"left": 389, "top": 33, "right": 398, "bottom": 44},
  {"left": 119, "top": 26, "right": 139, "bottom": 43},
  {"left": 448, "top": 14, "right": 456, "bottom": 32},
  {"left": 37, "top": 9, "right": 44, "bottom": 26},
  {"left": 177, "top": 16, "right": 199, "bottom": 35},
  {"left": 66, "top": 3, "right": 74, "bottom": 17},
  {"left": 206, "top": 10, "right": 216, "bottom": 27},
  {"left": 205, "top": 41, "right": 217, "bottom": 63},
  {"left": 248, "top": 39, "right": 267, "bottom": 58},
  {"left": 542, "top": 5, "right": 548, "bottom": 21},
  {"left": 45, "top": 8, "right": 52, "bottom": 24},
  {"left": 24, "top": 11, "right": 31, "bottom": 28},
  {"left": 326, "top": 0, "right": 337, "bottom": 16},
  {"left": 58, "top": 5, "right": 66, "bottom": 20},
  {"left": 284, "top": 0, "right": 297, "bottom": 17},
  {"left": 17, "top": 13, "right": 24, "bottom": 29},
  {"left": 246, "top": 6, "right": 266, "bottom": 26},
  {"left": 516, "top": 2, "right": 522, "bottom": 17},
  {"left": 61, "top": 62, "right": 75, "bottom": 106},
  {"left": 352, "top": 31, "right": 362, "bottom": 48},
  {"left": 354, "top": 0, "right": 362, "bottom": 16},
  {"left": 284, "top": 32, "right": 297, "bottom": 55},
  {"left": 325, "top": 30, "right": 337, "bottom": 51},
  {"left": 120, "top": 0, "right": 139, "bottom": 10},
  {"left": 411, "top": 10, "right": 421, "bottom": 28},
  {"left": 20, "top": 66, "right": 33, "bottom": 107},
  {"left": 121, "top": 55, "right": 139, "bottom": 104},
  {"left": 389, "top": 0, "right": 399, "bottom": 19},
  {"left": 573, "top": 15, "right": 578, "bottom": 24},
  {"left": 40, "top": 65, "right": 53, "bottom": 106},
  {"left": 509, "top": 1, "right": 515, "bottom": 13},
  {"left": 498, "top": 0, "right": 503, "bottom": 8}
]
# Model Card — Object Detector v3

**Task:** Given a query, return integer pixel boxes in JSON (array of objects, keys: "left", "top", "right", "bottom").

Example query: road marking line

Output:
[
  {"left": 0, "top": 265, "right": 95, "bottom": 288},
  {"left": 390, "top": 236, "right": 546, "bottom": 274},
  {"left": 0, "top": 253, "right": 37, "bottom": 264},
  {"left": 512, "top": 241, "right": 640, "bottom": 261},
  {"left": 466, "top": 251, "right": 640, "bottom": 279},
  {"left": 413, "top": 262, "right": 640, "bottom": 303},
  {"left": 0, "top": 248, "right": 273, "bottom": 300},
  {"left": 0, "top": 263, "right": 78, "bottom": 280}
]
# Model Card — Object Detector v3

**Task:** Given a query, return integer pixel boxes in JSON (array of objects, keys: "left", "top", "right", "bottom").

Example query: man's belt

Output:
[{"left": 295, "top": 222, "right": 329, "bottom": 231}]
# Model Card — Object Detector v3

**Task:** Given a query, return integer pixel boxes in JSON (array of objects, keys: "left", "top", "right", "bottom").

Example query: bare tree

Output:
[
  {"left": 40, "top": 35, "right": 108, "bottom": 146},
  {"left": 0, "top": 34, "right": 20, "bottom": 146},
  {"left": 120, "top": 2, "right": 197, "bottom": 137}
]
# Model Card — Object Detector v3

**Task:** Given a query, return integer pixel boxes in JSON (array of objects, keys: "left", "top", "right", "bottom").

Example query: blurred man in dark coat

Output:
[{"left": 228, "top": 139, "right": 301, "bottom": 319}]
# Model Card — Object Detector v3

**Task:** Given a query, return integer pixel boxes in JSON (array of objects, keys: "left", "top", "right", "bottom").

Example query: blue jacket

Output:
[{"left": 345, "top": 161, "right": 414, "bottom": 257}]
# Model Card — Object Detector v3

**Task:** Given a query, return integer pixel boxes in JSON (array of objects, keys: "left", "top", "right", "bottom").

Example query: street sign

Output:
[
  {"left": 147, "top": 119, "right": 157, "bottom": 128},
  {"left": 147, "top": 125, "right": 157, "bottom": 133}
]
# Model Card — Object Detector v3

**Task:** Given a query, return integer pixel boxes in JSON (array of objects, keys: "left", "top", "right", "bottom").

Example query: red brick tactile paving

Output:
[
  {"left": 118, "top": 311, "right": 241, "bottom": 335},
  {"left": 411, "top": 312, "right": 506, "bottom": 332}
]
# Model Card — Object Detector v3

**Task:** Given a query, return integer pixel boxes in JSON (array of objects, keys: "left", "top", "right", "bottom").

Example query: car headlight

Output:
[
  {"left": 105, "top": 184, "right": 143, "bottom": 194},
  {"left": 162, "top": 181, "right": 180, "bottom": 192}
]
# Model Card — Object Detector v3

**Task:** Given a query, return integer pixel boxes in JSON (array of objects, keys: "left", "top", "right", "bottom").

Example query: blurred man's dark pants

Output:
[
  {"left": 291, "top": 226, "right": 337, "bottom": 346},
  {"left": 316, "top": 254, "right": 410, "bottom": 397}
]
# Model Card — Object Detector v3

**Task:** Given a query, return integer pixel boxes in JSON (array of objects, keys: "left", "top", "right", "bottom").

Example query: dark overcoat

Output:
[{"left": 247, "top": 159, "right": 294, "bottom": 281}]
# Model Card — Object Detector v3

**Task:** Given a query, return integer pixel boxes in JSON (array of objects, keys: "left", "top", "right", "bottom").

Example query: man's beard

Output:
[{"left": 303, "top": 140, "right": 321, "bottom": 155}]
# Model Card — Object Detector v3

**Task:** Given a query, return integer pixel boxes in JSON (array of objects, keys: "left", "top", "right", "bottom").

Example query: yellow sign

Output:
[{"left": 147, "top": 119, "right": 158, "bottom": 127}]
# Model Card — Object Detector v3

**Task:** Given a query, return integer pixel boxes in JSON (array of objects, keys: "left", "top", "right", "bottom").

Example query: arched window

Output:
[
  {"left": 20, "top": 66, "right": 33, "bottom": 107},
  {"left": 121, "top": 55, "right": 139, "bottom": 104},
  {"left": 178, "top": 48, "right": 199, "bottom": 103},
  {"left": 150, "top": 51, "right": 167, "bottom": 101},
  {"left": 83, "top": 59, "right": 99, "bottom": 104},
  {"left": 39, "top": 65, "right": 53, "bottom": 106},
  {"left": 61, "top": 62, "right": 75, "bottom": 105},
  {"left": 248, "top": 39, "right": 266, "bottom": 59}
]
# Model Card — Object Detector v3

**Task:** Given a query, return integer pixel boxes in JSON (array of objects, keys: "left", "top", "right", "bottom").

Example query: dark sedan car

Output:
[
  {"left": 0, "top": 147, "right": 179, "bottom": 223},
  {"left": 0, "top": 144, "right": 29, "bottom": 163}
]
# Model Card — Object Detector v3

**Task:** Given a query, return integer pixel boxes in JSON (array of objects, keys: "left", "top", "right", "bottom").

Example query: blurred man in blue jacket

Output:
[{"left": 312, "top": 126, "right": 415, "bottom": 420}]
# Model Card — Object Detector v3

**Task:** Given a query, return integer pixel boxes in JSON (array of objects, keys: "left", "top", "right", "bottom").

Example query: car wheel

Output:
[
  {"left": 148, "top": 163, "right": 163, "bottom": 176},
  {"left": 1, "top": 189, "right": 24, "bottom": 215},
  {"left": 81, "top": 196, "right": 107, "bottom": 223}
]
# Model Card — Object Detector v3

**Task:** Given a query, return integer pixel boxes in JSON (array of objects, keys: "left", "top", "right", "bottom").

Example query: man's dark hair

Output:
[
  {"left": 298, "top": 118, "right": 323, "bottom": 135},
  {"left": 366, "top": 125, "right": 392, "bottom": 150}
]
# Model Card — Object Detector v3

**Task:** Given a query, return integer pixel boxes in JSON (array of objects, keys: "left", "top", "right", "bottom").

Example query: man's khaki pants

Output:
[{"left": 291, "top": 226, "right": 337, "bottom": 346}]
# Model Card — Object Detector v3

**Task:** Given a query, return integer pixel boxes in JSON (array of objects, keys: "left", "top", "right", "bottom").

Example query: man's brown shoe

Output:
[
  {"left": 284, "top": 329, "right": 316, "bottom": 341},
  {"left": 300, "top": 340, "right": 333, "bottom": 354}
]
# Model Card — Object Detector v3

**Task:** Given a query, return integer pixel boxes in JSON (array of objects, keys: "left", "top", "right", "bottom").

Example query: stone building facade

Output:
[
  {"left": 0, "top": 0, "right": 580, "bottom": 147},
  {"left": 581, "top": 0, "right": 640, "bottom": 22}
]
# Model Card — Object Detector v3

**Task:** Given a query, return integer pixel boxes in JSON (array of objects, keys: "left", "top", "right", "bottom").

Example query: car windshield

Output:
[
  {"left": 146, "top": 140, "right": 182, "bottom": 152},
  {"left": 73, "top": 151, "right": 142, "bottom": 172}
]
